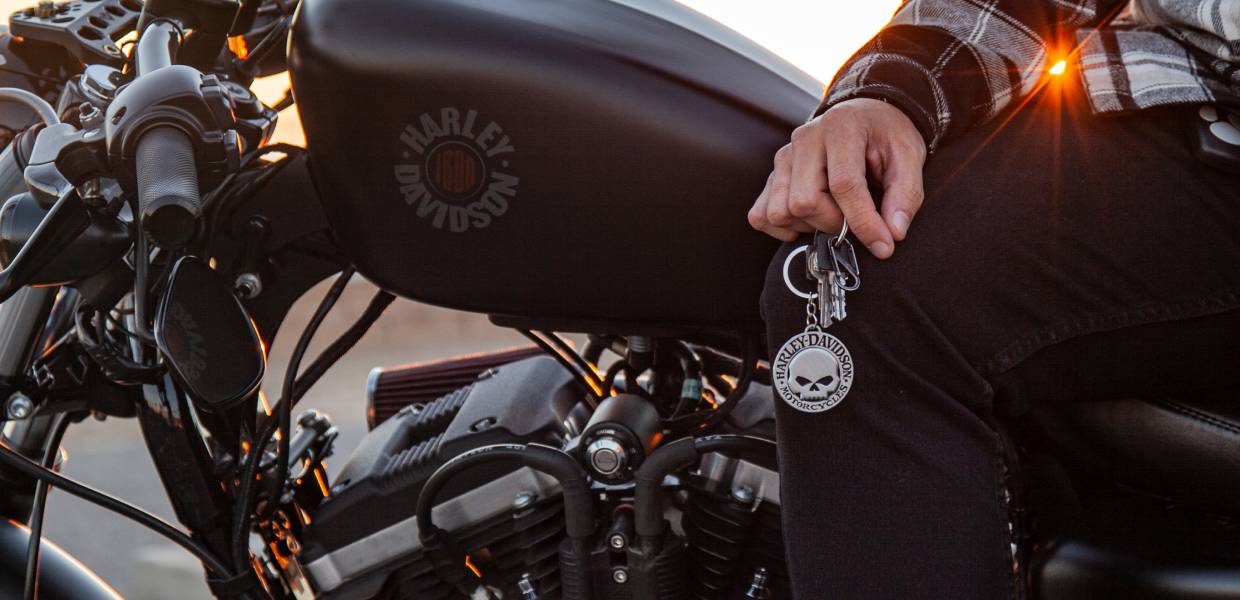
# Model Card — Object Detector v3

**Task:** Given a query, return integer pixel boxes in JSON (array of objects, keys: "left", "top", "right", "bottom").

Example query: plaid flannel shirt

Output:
[{"left": 823, "top": 0, "right": 1240, "bottom": 149}]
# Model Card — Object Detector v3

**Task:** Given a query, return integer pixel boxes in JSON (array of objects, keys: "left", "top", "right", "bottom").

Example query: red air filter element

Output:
[{"left": 365, "top": 345, "right": 543, "bottom": 428}]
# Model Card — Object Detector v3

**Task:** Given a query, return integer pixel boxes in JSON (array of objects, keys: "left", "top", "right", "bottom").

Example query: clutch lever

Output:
[{"left": 0, "top": 188, "right": 91, "bottom": 304}]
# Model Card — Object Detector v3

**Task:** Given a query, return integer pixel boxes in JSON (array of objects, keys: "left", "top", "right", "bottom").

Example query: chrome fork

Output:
[{"left": 0, "top": 143, "right": 58, "bottom": 456}]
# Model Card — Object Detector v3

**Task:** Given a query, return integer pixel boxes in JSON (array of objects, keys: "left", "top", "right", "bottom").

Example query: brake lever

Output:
[{"left": 0, "top": 188, "right": 91, "bottom": 304}]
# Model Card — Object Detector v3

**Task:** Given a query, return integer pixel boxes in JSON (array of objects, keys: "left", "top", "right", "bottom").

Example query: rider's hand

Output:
[{"left": 747, "top": 98, "right": 927, "bottom": 259}]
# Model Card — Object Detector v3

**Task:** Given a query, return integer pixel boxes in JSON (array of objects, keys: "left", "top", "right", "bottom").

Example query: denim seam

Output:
[
  {"left": 989, "top": 435, "right": 1020, "bottom": 600},
  {"left": 977, "top": 289, "right": 1240, "bottom": 378}
]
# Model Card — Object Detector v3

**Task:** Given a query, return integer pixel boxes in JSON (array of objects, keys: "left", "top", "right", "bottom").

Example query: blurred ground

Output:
[{"left": 43, "top": 280, "right": 530, "bottom": 598}]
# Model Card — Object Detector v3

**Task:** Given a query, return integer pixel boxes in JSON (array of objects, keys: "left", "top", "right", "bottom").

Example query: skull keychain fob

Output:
[{"left": 773, "top": 225, "right": 858, "bottom": 413}]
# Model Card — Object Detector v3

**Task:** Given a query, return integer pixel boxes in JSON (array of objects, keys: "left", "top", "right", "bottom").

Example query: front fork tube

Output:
[
  {"left": 0, "top": 125, "right": 59, "bottom": 520},
  {"left": 137, "top": 373, "right": 249, "bottom": 573}
]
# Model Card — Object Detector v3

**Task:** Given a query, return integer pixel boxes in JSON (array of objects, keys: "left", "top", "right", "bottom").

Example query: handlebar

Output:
[
  {"left": 135, "top": 19, "right": 180, "bottom": 76},
  {"left": 130, "top": 19, "right": 201, "bottom": 247},
  {"left": 135, "top": 126, "right": 200, "bottom": 247}
]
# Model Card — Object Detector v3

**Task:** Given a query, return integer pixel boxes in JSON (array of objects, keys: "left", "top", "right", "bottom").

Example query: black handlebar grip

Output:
[{"left": 135, "top": 126, "right": 200, "bottom": 247}]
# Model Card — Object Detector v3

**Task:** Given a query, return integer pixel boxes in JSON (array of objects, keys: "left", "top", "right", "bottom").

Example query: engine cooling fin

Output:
[
  {"left": 376, "top": 499, "right": 566, "bottom": 599},
  {"left": 683, "top": 479, "right": 790, "bottom": 599},
  {"left": 366, "top": 345, "right": 543, "bottom": 427}
]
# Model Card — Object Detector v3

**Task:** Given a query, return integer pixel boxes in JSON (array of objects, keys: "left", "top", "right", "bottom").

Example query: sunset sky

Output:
[{"left": 677, "top": 1, "right": 902, "bottom": 83}]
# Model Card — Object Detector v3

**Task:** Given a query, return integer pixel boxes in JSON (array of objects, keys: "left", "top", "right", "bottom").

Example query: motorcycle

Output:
[{"left": 0, "top": 0, "right": 1234, "bottom": 599}]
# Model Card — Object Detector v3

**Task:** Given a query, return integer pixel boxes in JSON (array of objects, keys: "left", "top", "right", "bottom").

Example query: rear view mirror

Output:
[{"left": 155, "top": 256, "right": 265, "bottom": 411}]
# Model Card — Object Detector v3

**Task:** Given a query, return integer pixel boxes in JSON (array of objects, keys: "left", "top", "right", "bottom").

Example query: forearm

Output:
[{"left": 820, "top": 0, "right": 1126, "bottom": 149}]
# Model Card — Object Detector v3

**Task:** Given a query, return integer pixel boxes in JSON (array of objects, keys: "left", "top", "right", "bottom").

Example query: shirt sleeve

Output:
[{"left": 819, "top": 0, "right": 1128, "bottom": 150}]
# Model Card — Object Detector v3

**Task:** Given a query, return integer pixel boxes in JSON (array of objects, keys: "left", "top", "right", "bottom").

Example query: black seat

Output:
[
  {"left": 1030, "top": 493, "right": 1240, "bottom": 599},
  {"left": 1029, "top": 387, "right": 1240, "bottom": 515},
  {"left": 1028, "top": 388, "right": 1240, "bottom": 599}
]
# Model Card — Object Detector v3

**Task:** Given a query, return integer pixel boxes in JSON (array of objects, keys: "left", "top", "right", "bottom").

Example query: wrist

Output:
[{"left": 818, "top": 87, "right": 940, "bottom": 151}]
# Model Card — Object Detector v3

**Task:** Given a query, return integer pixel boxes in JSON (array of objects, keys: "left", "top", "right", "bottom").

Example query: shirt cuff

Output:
[{"left": 814, "top": 56, "right": 949, "bottom": 151}]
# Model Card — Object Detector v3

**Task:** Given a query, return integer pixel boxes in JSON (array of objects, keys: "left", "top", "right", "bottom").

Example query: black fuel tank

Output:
[{"left": 289, "top": 0, "right": 818, "bottom": 333}]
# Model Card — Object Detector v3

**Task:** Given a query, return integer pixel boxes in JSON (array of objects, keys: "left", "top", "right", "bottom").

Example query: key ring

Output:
[
  {"left": 784, "top": 219, "right": 852, "bottom": 299},
  {"left": 782, "top": 244, "right": 814, "bottom": 299}
]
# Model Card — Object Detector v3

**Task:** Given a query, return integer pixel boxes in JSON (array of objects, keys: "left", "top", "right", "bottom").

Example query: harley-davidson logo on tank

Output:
[{"left": 393, "top": 108, "right": 519, "bottom": 232}]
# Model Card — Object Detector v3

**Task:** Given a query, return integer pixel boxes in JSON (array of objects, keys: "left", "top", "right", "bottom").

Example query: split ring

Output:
[{"left": 782, "top": 244, "right": 813, "bottom": 299}]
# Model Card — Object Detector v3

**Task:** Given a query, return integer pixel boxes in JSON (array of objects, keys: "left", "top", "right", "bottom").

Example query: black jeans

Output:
[{"left": 761, "top": 77, "right": 1240, "bottom": 599}]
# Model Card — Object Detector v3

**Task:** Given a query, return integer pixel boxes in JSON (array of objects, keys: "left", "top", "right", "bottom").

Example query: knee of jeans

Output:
[{"left": 761, "top": 240, "right": 948, "bottom": 342}]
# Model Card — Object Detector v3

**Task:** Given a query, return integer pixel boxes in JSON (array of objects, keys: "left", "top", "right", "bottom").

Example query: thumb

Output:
[{"left": 879, "top": 147, "right": 925, "bottom": 241}]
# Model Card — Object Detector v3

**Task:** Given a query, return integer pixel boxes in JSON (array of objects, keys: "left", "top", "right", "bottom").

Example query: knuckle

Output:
[
  {"left": 908, "top": 187, "right": 925, "bottom": 207},
  {"left": 891, "top": 186, "right": 924, "bottom": 209},
  {"left": 767, "top": 206, "right": 793, "bottom": 226},
  {"left": 828, "top": 175, "right": 864, "bottom": 200},
  {"left": 897, "top": 138, "right": 927, "bottom": 160},
  {"left": 773, "top": 144, "right": 792, "bottom": 166},
  {"left": 790, "top": 125, "right": 813, "bottom": 144},
  {"left": 747, "top": 207, "right": 767, "bottom": 229},
  {"left": 768, "top": 180, "right": 790, "bottom": 198},
  {"left": 852, "top": 216, "right": 887, "bottom": 241},
  {"left": 788, "top": 192, "right": 823, "bottom": 218}
]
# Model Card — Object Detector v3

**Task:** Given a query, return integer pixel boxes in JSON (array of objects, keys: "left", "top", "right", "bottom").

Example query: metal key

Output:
[
  {"left": 807, "top": 244, "right": 838, "bottom": 325},
  {"left": 809, "top": 230, "right": 861, "bottom": 326}
]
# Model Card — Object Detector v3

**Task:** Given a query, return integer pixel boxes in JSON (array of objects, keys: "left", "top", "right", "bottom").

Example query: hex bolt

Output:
[
  {"left": 744, "top": 567, "right": 770, "bottom": 599},
  {"left": 79, "top": 102, "right": 103, "bottom": 129},
  {"left": 608, "top": 533, "right": 626, "bottom": 550},
  {"left": 611, "top": 567, "right": 629, "bottom": 584},
  {"left": 512, "top": 491, "right": 536, "bottom": 511},
  {"left": 77, "top": 178, "right": 103, "bottom": 208},
  {"left": 518, "top": 574, "right": 538, "bottom": 600},
  {"left": 6, "top": 393, "right": 33, "bottom": 420},
  {"left": 235, "top": 272, "right": 263, "bottom": 299},
  {"left": 731, "top": 485, "right": 756, "bottom": 505},
  {"left": 33, "top": 1, "right": 56, "bottom": 18}
]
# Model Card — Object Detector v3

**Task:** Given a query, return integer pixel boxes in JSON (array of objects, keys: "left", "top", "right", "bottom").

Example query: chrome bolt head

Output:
[
  {"left": 608, "top": 533, "right": 626, "bottom": 550},
  {"left": 235, "top": 272, "right": 263, "bottom": 299},
  {"left": 611, "top": 568, "right": 628, "bottom": 584},
  {"left": 512, "top": 491, "right": 536, "bottom": 511},
  {"left": 586, "top": 437, "right": 627, "bottom": 477},
  {"left": 6, "top": 393, "right": 32, "bottom": 420},
  {"left": 731, "top": 485, "right": 756, "bottom": 505}
]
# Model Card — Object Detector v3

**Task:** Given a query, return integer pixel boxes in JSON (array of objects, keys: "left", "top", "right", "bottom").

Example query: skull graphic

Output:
[{"left": 787, "top": 348, "right": 840, "bottom": 402}]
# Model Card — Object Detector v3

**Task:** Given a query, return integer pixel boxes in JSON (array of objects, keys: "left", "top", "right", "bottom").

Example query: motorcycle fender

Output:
[{"left": 0, "top": 518, "right": 122, "bottom": 599}]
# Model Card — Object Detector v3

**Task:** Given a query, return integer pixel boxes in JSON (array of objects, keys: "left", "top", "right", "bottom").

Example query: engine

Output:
[{"left": 298, "top": 350, "right": 788, "bottom": 599}]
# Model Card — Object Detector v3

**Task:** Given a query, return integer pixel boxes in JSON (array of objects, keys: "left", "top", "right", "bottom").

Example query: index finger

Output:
[{"left": 825, "top": 131, "right": 894, "bottom": 259}]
